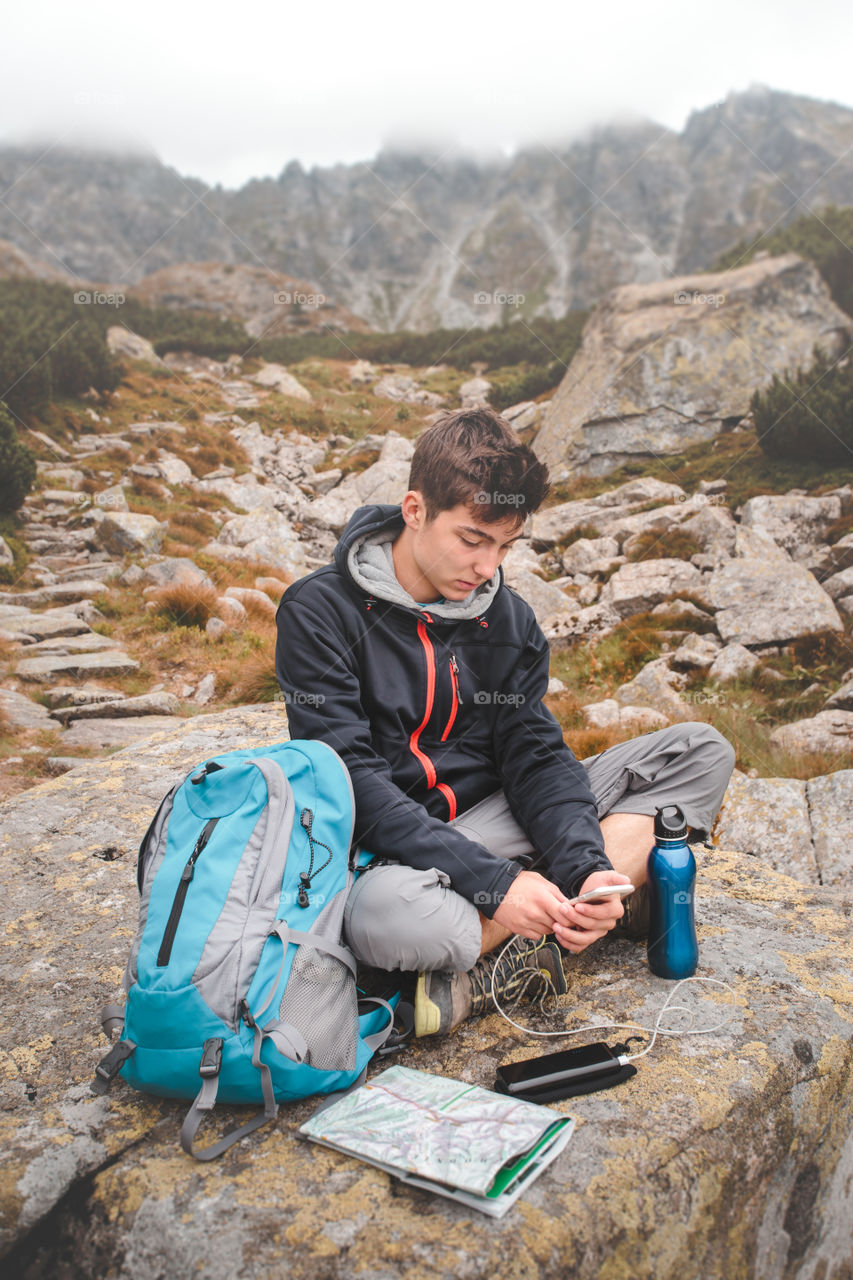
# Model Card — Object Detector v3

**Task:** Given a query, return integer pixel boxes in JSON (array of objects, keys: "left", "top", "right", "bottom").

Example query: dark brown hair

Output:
[{"left": 408, "top": 407, "right": 550, "bottom": 524}]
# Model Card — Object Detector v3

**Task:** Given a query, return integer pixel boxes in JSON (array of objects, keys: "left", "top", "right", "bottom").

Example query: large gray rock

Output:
[
  {"left": 203, "top": 509, "right": 308, "bottom": 579},
  {"left": 15, "top": 651, "right": 139, "bottom": 682},
  {"left": 530, "top": 479, "right": 685, "bottom": 548},
  {"left": 1, "top": 581, "right": 108, "bottom": 609},
  {"left": 671, "top": 632, "right": 721, "bottom": 672},
  {"left": 59, "top": 715, "right": 185, "bottom": 749},
  {"left": 612, "top": 658, "right": 691, "bottom": 720},
  {"left": 825, "top": 675, "right": 853, "bottom": 710},
  {"left": 250, "top": 363, "right": 312, "bottom": 402},
  {"left": 709, "top": 528, "right": 842, "bottom": 645},
  {"left": 707, "top": 642, "right": 760, "bottom": 683},
  {"left": 106, "top": 325, "right": 162, "bottom": 364},
  {"left": 18, "top": 633, "right": 121, "bottom": 656},
  {"left": 0, "top": 610, "right": 91, "bottom": 643},
  {"left": 600, "top": 558, "right": 708, "bottom": 619},
  {"left": 1, "top": 708, "right": 852, "bottom": 1279},
  {"left": 712, "top": 773, "right": 818, "bottom": 883},
  {"left": 504, "top": 569, "right": 574, "bottom": 628},
  {"left": 141, "top": 557, "right": 211, "bottom": 590},
  {"left": 0, "top": 688, "right": 56, "bottom": 731},
  {"left": 740, "top": 493, "right": 844, "bottom": 559},
  {"left": 96, "top": 512, "right": 166, "bottom": 557},
  {"left": 53, "top": 692, "right": 180, "bottom": 723},
  {"left": 806, "top": 770, "right": 853, "bottom": 886},
  {"left": 820, "top": 566, "right": 853, "bottom": 600},
  {"left": 581, "top": 698, "right": 669, "bottom": 732},
  {"left": 535, "top": 253, "right": 852, "bottom": 478},
  {"left": 307, "top": 433, "right": 415, "bottom": 532},
  {"left": 769, "top": 710, "right": 853, "bottom": 757},
  {"left": 560, "top": 535, "right": 620, "bottom": 576}
]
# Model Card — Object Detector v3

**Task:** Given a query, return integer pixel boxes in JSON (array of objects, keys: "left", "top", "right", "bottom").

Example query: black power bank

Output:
[{"left": 495, "top": 1042, "right": 635, "bottom": 1102}]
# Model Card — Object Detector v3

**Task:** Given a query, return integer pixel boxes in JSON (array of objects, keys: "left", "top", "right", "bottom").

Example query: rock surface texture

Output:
[
  {"left": 1, "top": 709, "right": 852, "bottom": 1280},
  {"left": 534, "top": 254, "right": 852, "bottom": 478}
]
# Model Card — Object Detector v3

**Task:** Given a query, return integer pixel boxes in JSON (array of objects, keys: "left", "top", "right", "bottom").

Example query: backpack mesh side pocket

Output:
[{"left": 278, "top": 889, "right": 358, "bottom": 1071}]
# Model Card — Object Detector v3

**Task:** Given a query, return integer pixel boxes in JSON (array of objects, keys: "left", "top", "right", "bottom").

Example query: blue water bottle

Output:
[{"left": 647, "top": 804, "right": 698, "bottom": 979}]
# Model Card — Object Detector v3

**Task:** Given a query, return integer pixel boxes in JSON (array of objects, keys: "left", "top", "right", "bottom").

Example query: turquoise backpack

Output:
[{"left": 92, "top": 739, "right": 401, "bottom": 1159}]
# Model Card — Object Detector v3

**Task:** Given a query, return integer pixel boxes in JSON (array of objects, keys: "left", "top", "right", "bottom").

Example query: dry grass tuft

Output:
[
  {"left": 149, "top": 581, "right": 221, "bottom": 629},
  {"left": 228, "top": 648, "right": 282, "bottom": 704}
]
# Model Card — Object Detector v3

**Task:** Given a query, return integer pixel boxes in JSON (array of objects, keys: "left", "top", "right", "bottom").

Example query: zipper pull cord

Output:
[
  {"left": 450, "top": 652, "right": 464, "bottom": 705},
  {"left": 297, "top": 808, "right": 333, "bottom": 907}
]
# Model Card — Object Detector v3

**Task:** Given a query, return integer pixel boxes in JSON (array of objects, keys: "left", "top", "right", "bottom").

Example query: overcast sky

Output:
[{"left": 3, "top": 0, "right": 853, "bottom": 189}]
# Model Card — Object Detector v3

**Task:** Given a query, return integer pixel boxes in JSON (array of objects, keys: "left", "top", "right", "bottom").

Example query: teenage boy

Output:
[{"left": 275, "top": 408, "right": 735, "bottom": 1037}]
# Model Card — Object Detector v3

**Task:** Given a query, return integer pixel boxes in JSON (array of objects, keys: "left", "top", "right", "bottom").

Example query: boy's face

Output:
[{"left": 396, "top": 493, "right": 526, "bottom": 602}]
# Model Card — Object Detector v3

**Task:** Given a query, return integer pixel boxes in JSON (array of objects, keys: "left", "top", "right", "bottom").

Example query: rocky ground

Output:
[{"left": 1, "top": 346, "right": 852, "bottom": 881}]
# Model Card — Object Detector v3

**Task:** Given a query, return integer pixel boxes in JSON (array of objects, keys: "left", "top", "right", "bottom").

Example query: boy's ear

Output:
[{"left": 400, "top": 490, "right": 430, "bottom": 529}]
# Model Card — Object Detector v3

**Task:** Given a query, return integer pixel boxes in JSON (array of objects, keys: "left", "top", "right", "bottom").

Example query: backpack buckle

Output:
[
  {"left": 199, "top": 1038, "right": 224, "bottom": 1078},
  {"left": 91, "top": 1039, "right": 135, "bottom": 1094}
]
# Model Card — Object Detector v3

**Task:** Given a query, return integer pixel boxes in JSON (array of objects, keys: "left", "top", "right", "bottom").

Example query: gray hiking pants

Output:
[{"left": 343, "top": 721, "right": 735, "bottom": 974}]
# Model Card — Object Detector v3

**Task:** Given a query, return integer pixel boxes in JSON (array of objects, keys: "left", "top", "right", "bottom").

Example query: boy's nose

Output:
[{"left": 473, "top": 550, "right": 500, "bottom": 580}]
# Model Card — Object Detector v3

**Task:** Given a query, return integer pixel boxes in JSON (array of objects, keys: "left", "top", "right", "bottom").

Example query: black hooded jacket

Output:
[{"left": 274, "top": 503, "right": 612, "bottom": 916}]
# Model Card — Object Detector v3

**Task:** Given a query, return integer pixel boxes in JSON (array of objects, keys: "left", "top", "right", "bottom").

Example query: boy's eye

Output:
[{"left": 460, "top": 537, "right": 480, "bottom": 548}]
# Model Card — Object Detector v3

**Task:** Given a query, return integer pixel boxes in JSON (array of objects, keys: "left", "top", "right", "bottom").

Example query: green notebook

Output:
[{"left": 299, "top": 1064, "right": 574, "bottom": 1217}]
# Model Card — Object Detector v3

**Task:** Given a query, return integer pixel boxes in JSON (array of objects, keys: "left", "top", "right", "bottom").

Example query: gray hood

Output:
[{"left": 347, "top": 525, "right": 500, "bottom": 620}]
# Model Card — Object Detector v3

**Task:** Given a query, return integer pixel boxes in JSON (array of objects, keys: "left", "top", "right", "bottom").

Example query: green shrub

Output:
[
  {"left": 0, "top": 402, "right": 37, "bottom": 511},
  {"left": 0, "top": 280, "right": 122, "bottom": 416},
  {"left": 751, "top": 347, "right": 853, "bottom": 463}
]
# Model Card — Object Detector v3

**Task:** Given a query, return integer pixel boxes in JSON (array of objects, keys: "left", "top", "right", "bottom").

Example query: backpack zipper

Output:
[
  {"left": 156, "top": 817, "right": 220, "bottom": 966},
  {"left": 441, "top": 653, "right": 463, "bottom": 741}
]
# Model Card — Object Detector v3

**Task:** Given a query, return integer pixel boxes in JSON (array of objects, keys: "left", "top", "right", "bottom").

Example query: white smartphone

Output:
[{"left": 570, "top": 884, "right": 635, "bottom": 905}]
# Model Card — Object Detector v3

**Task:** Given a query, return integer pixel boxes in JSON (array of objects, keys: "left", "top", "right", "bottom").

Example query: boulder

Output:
[
  {"left": 768, "top": 710, "right": 853, "bottom": 757},
  {"left": 0, "top": 535, "right": 14, "bottom": 566},
  {"left": 250, "top": 363, "right": 312, "bottom": 402},
  {"left": 348, "top": 359, "right": 377, "bottom": 384},
  {"left": 1, "top": 582, "right": 108, "bottom": 609},
  {"left": 141, "top": 558, "right": 210, "bottom": 590},
  {"left": 599, "top": 559, "right": 709, "bottom": 619},
  {"left": 529, "top": 479, "right": 686, "bottom": 549},
  {"left": 1, "top": 708, "right": 852, "bottom": 1279},
  {"left": 820, "top": 566, "right": 853, "bottom": 600},
  {"left": 19, "top": 633, "right": 122, "bottom": 656},
  {"left": 825, "top": 675, "right": 853, "bottom": 711},
  {"left": 504, "top": 569, "right": 574, "bottom": 628},
  {"left": 560, "top": 536, "right": 620, "bottom": 576},
  {"left": 808, "top": 532, "right": 853, "bottom": 580},
  {"left": 214, "top": 596, "right": 247, "bottom": 626},
  {"left": 155, "top": 451, "right": 194, "bottom": 485},
  {"left": 59, "top": 715, "right": 185, "bottom": 749},
  {"left": 93, "top": 484, "right": 129, "bottom": 513},
  {"left": 373, "top": 373, "right": 444, "bottom": 407},
  {"left": 105, "top": 326, "right": 162, "bottom": 364},
  {"left": 671, "top": 632, "right": 721, "bottom": 672},
  {"left": 41, "top": 468, "right": 86, "bottom": 490},
  {"left": 581, "top": 699, "right": 669, "bottom": 732},
  {"left": 0, "top": 688, "right": 56, "bottom": 732},
  {"left": 0, "top": 611, "right": 91, "bottom": 643},
  {"left": 52, "top": 693, "right": 180, "bottom": 724},
  {"left": 740, "top": 494, "right": 843, "bottom": 559},
  {"left": 204, "top": 510, "right": 308, "bottom": 580},
  {"left": 96, "top": 513, "right": 166, "bottom": 557},
  {"left": 806, "top": 770, "right": 853, "bottom": 886},
  {"left": 224, "top": 586, "right": 277, "bottom": 619},
  {"left": 711, "top": 773, "right": 818, "bottom": 883},
  {"left": 15, "top": 651, "right": 139, "bottom": 682},
  {"left": 459, "top": 376, "right": 491, "bottom": 406},
  {"left": 534, "top": 253, "right": 852, "bottom": 478},
  {"left": 612, "top": 658, "right": 691, "bottom": 720},
  {"left": 193, "top": 673, "right": 217, "bottom": 705},
  {"left": 709, "top": 529, "right": 842, "bottom": 645},
  {"left": 679, "top": 503, "right": 738, "bottom": 558},
  {"left": 707, "top": 643, "right": 760, "bottom": 683},
  {"left": 307, "top": 433, "right": 415, "bottom": 532}
]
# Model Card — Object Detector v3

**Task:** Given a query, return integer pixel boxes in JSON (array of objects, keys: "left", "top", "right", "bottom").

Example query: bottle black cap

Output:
[{"left": 655, "top": 804, "right": 687, "bottom": 839}]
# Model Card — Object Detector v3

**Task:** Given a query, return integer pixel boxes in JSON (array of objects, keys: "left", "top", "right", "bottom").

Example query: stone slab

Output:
[
  {"left": 712, "top": 772, "right": 818, "bottom": 883},
  {"left": 15, "top": 652, "right": 140, "bottom": 683},
  {"left": 1, "top": 708, "right": 851, "bottom": 1279},
  {"left": 59, "top": 715, "right": 185, "bottom": 749},
  {"left": 806, "top": 770, "right": 853, "bottom": 887},
  {"left": 0, "top": 689, "right": 56, "bottom": 732}
]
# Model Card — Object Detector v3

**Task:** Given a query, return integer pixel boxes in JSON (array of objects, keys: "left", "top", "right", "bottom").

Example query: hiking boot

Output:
[
  {"left": 611, "top": 882, "right": 650, "bottom": 940},
  {"left": 414, "top": 936, "right": 567, "bottom": 1038}
]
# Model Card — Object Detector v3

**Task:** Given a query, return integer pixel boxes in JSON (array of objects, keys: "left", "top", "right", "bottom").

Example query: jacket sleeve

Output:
[
  {"left": 490, "top": 609, "right": 614, "bottom": 897},
  {"left": 275, "top": 592, "right": 522, "bottom": 917}
]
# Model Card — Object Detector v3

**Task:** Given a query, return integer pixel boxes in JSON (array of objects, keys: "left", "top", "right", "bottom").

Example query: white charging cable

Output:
[{"left": 490, "top": 935, "right": 738, "bottom": 1064}]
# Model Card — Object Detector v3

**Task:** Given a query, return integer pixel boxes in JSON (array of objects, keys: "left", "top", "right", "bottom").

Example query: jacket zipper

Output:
[
  {"left": 410, "top": 618, "right": 458, "bottom": 819},
  {"left": 441, "top": 653, "right": 463, "bottom": 741},
  {"left": 156, "top": 817, "right": 220, "bottom": 967}
]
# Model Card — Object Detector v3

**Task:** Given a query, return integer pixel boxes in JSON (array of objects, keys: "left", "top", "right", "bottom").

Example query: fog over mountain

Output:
[{"left": 2, "top": 86, "right": 852, "bottom": 332}]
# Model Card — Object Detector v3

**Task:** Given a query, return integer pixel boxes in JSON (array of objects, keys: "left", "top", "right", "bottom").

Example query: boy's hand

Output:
[
  {"left": 552, "top": 869, "right": 633, "bottom": 954},
  {"left": 492, "top": 870, "right": 570, "bottom": 938}
]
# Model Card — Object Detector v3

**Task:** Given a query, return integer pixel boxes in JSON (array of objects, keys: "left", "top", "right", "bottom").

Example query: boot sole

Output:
[{"left": 413, "top": 972, "right": 442, "bottom": 1037}]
